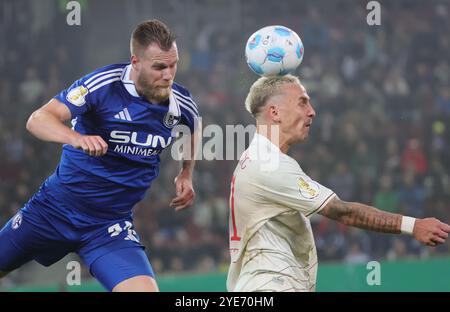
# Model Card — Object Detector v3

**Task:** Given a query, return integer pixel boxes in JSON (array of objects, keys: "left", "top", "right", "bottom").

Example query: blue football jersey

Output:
[{"left": 33, "top": 63, "right": 199, "bottom": 218}]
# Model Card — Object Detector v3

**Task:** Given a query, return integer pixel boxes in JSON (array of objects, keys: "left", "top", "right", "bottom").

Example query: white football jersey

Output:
[{"left": 227, "top": 133, "right": 335, "bottom": 292}]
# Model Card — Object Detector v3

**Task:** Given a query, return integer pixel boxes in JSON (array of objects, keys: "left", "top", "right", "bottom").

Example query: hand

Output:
[
  {"left": 413, "top": 218, "right": 450, "bottom": 246},
  {"left": 71, "top": 134, "right": 108, "bottom": 157},
  {"left": 170, "top": 171, "right": 195, "bottom": 211}
]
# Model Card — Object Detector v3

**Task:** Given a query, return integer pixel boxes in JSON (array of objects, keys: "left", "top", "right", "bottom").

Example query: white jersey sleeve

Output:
[{"left": 256, "top": 156, "right": 335, "bottom": 216}]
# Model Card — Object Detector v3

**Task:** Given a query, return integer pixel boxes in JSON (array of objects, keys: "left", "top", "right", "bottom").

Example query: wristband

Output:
[{"left": 401, "top": 216, "right": 416, "bottom": 235}]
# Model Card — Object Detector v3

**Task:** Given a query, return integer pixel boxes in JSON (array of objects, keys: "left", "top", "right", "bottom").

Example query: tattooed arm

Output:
[
  {"left": 319, "top": 196, "right": 401, "bottom": 233},
  {"left": 319, "top": 196, "right": 450, "bottom": 246}
]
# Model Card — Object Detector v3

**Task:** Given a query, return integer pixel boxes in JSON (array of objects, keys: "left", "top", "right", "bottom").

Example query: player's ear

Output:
[
  {"left": 131, "top": 55, "right": 140, "bottom": 70},
  {"left": 268, "top": 104, "right": 281, "bottom": 123}
]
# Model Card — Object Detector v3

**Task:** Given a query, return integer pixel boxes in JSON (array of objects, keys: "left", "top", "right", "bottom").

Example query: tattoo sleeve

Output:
[{"left": 319, "top": 197, "right": 402, "bottom": 233}]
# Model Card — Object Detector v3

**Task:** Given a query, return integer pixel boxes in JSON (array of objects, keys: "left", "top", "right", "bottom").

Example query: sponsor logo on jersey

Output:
[
  {"left": 66, "top": 86, "right": 88, "bottom": 106},
  {"left": 109, "top": 130, "right": 173, "bottom": 156},
  {"left": 11, "top": 212, "right": 23, "bottom": 230},
  {"left": 298, "top": 177, "right": 319, "bottom": 199}
]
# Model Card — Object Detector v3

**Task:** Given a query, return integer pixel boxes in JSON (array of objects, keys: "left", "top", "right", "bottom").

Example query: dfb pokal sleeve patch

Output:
[
  {"left": 298, "top": 177, "right": 320, "bottom": 199},
  {"left": 66, "top": 86, "right": 88, "bottom": 107}
]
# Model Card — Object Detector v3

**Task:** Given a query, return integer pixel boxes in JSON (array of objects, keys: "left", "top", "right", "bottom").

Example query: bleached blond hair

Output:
[{"left": 245, "top": 74, "right": 301, "bottom": 118}]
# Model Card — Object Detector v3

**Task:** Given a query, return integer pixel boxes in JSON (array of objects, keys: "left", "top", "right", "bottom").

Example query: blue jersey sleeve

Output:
[
  {"left": 54, "top": 76, "right": 95, "bottom": 118},
  {"left": 53, "top": 65, "right": 125, "bottom": 118},
  {"left": 180, "top": 106, "right": 200, "bottom": 133},
  {"left": 172, "top": 86, "right": 200, "bottom": 133}
]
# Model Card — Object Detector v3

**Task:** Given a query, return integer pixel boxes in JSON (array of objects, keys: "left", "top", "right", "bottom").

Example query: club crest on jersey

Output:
[
  {"left": 163, "top": 112, "right": 181, "bottom": 128},
  {"left": 67, "top": 86, "right": 88, "bottom": 106},
  {"left": 11, "top": 212, "right": 23, "bottom": 230},
  {"left": 298, "top": 177, "right": 319, "bottom": 199}
]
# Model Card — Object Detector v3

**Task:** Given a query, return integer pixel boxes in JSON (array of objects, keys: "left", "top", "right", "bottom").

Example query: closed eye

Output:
[
  {"left": 299, "top": 97, "right": 309, "bottom": 106},
  {"left": 152, "top": 60, "right": 178, "bottom": 71},
  {"left": 152, "top": 63, "right": 168, "bottom": 70}
]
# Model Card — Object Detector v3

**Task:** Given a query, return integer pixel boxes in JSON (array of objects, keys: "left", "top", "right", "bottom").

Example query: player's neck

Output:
[
  {"left": 256, "top": 124, "right": 290, "bottom": 154},
  {"left": 129, "top": 67, "right": 143, "bottom": 96}
]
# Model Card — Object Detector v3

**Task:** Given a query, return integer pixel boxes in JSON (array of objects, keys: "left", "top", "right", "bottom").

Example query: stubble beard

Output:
[{"left": 137, "top": 75, "right": 172, "bottom": 104}]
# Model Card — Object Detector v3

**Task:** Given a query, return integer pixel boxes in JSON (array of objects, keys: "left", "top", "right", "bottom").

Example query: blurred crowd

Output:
[{"left": 1, "top": 0, "right": 449, "bottom": 286}]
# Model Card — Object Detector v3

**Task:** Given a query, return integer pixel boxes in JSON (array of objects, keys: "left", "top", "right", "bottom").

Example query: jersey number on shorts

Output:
[
  {"left": 107, "top": 221, "right": 139, "bottom": 243},
  {"left": 230, "top": 175, "right": 241, "bottom": 241}
]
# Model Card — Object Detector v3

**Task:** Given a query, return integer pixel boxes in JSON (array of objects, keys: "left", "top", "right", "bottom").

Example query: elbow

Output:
[{"left": 26, "top": 110, "right": 39, "bottom": 134}]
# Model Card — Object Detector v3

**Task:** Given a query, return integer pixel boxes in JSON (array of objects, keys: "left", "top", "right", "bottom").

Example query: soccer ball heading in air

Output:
[{"left": 245, "top": 25, "right": 304, "bottom": 77}]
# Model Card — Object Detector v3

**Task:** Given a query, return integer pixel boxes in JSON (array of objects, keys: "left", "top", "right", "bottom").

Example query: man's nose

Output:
[
  {"left": 162, "top": 68, "right": 173, "bottom": 80},
  {"left": 308, "top": 104, "right": 316, "bottom": 118}
]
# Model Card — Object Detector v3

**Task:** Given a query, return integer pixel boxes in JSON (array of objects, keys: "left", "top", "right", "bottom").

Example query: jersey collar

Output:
[
  {"left": 249, "top": 133, "right": 282, "bottom": 172},
  {"left": 121, "top": 64, "right": 140, "bottom": 97},
  {"left": 252, "top": 133, "right": 281, "bottom": 153}
]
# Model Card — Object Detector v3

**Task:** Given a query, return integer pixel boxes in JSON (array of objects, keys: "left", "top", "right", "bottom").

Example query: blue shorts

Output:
[{"left": 0, "top": 197, "right": 155, "bottom": 291}]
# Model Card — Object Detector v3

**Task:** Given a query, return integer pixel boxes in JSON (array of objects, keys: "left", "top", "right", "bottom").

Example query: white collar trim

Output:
[
  {"left": 168, "top": 92, "right": 181, "bottom": 117},
  {"left": 121, "top": 64, "right": 140, "bottom": 97}
]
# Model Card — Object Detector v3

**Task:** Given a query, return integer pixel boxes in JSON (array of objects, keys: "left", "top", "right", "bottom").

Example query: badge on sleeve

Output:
[
  {"left": 11, "top": 212, "right": 23, "bottom": 230},
  {"left": 298, "top": 177, "right": 319, "bottom": 199},
  {"left": 67, "top": 86, "right": 88, "bottom": 106}
]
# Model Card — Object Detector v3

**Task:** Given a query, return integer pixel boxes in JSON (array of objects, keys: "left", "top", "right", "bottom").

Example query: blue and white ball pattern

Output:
[{"left": 245, "top": 25, "right": 304, "bottom": 77}]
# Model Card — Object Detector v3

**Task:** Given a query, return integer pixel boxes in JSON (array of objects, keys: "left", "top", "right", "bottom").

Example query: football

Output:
[{"left": 245, "top": 25, "right": 304, "bottom": 77}]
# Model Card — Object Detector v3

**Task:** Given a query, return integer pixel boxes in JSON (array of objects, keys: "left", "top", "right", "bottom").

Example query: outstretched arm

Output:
[{"left": 319, "top": 196, "right": 450, "bottom": 246}]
